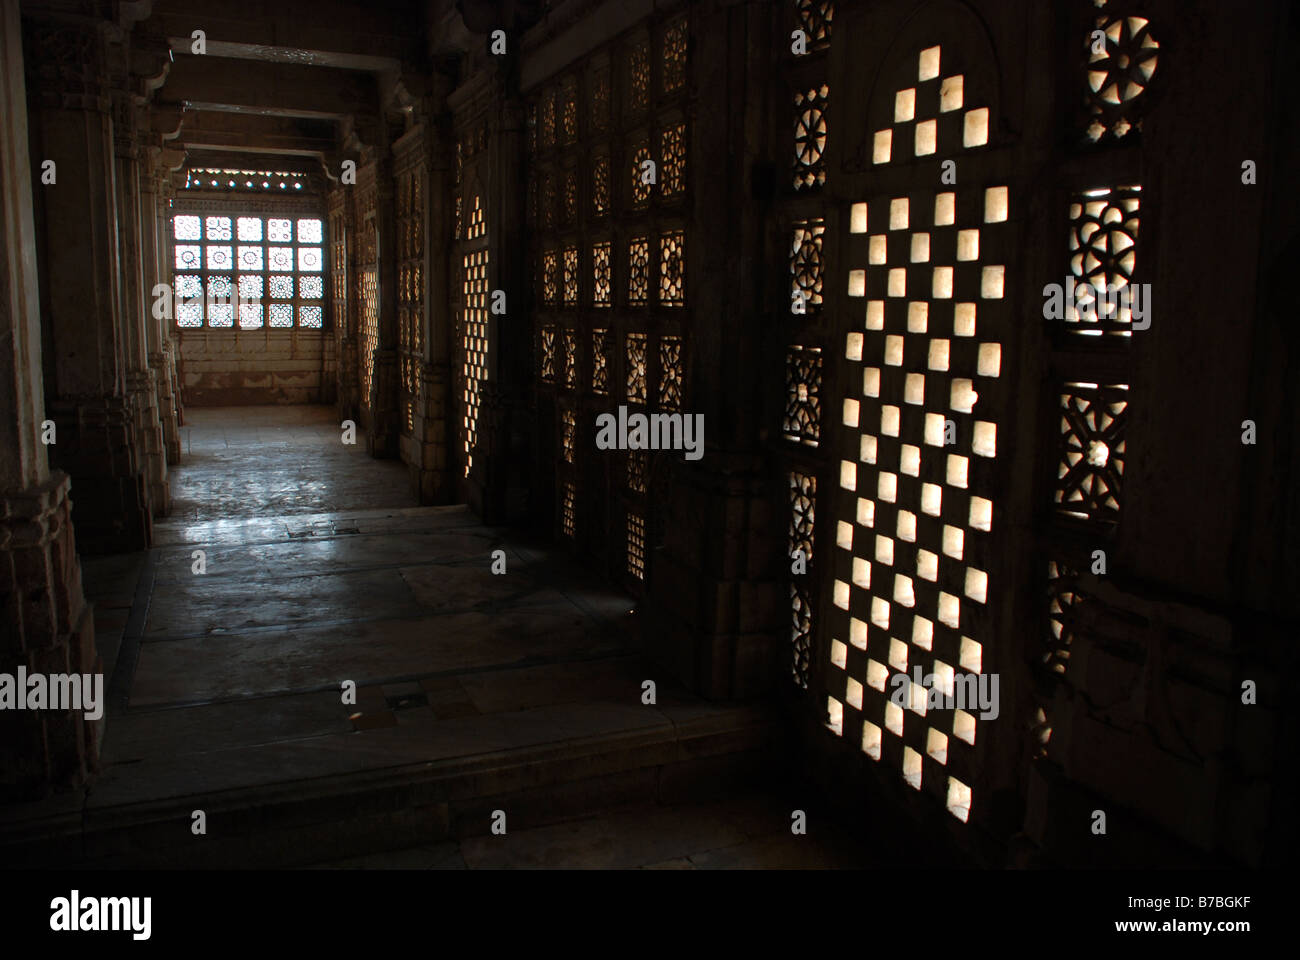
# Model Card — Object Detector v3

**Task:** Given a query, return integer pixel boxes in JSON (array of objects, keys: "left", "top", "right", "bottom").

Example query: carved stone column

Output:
[
  {"left": 23, "top": 10, "right": 150, "bottom": 553},
  {"left": 2, "top": 0, "right": 99, "bottom": 800}
]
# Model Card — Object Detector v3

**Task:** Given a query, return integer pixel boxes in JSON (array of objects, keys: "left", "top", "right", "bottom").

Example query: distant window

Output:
[{"left": 171, "top": 214, "right": 326, "bottom": 330}]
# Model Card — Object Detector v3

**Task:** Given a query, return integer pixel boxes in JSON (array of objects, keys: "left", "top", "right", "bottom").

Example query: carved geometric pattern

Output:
[
  {"left": 592, "top": 63, "right": 611, "bottom": 130},
  {"left": 631, "top": 143, "right": 653, "bottom": 207},
  {"left": 543, "top": 172, "right": 556, "bottom": 231},
  {"left": 1084, "top": 11, "right": 1159, "bottom": 141},
  {"left": 869, "top": 45, "right": 984, "bottom": 166},
  {"left": 662, "top": 18, "right": 688, "bottom": 94},
  {"left": 791, "top": 582, "right": 813, "bottom": 689},
  {"left": 796, "top": 0, "right": 834, "bottom": 53},
  {"left": 1055, "top": 382, "right": 1129, "bottom": 524},
  {"left": 783, "top": 346, "right": 822, "bottom": 447},
  {"left": 1045, "top": 558, "right": 1083, "bottom": 678},
  {"left": 542, "top": 249, "right": 559, "bottom": 306},
  {"left": 791, "top": 219, "right": 825, "bottom": 311},
  {"left": 593, "top": 241, "right": 612, "bottom": 307},
  {"left": 172, "top": 213, "right": 325, "bottom": 329},
  {"left": 465, "top": 193, "right": 486, "bottom": 240},
  {"left": 461, "top": 247, "right": 489, "bottom": 478},
  {"left": 627, "top": 511, "right": 646, "bottom": 579},
  {"left": 563, "top": 329, "right": 579, "bottom": 390},
  {"left": 541, "top": 89, "right": 556, "bottom": 149},
  {"left": 562, "top": 409, "right": 577, "bottom": 464},
  {"left": 793, "top": 84, "right": 829, "bottom": 189},
  {"left": 592, "top": 328, "right": 610, "bottom": 394},
  {"left": 627, "top": 237, "right": 650, "bottom": 306},
  {"left": 540, "top": 324, "right": 556, "bottom": 382},
  {"left": 592, "top": 156, "right": 611, "bottom": 217},
  {"left": 1066, "top": 185, "right": 1141, "bottom": 335},
  {"left": 626, "top": 333, "right": 647, "bottom": 404},
  {"left": 661, "top": 123, "right": 687, "bottom": 199},
  {"left": 563, "top": 169, "right": 578, "bottom": 225},
  {"left": 563, "top": 246, "right": 579, "bottom": 306},
  {"left": 659, "top": 230, "right": 685, "bottom": 306},
  {"left": 562, "top": 481, "right": 577, "bottom": 538},
  {"left": 826, "top": 166, "right": 1011, "bottom": 823},
  {"left": 561, "top": 77, "right": 579, "bottom": 145},
  {"left": 628, "top": 39, "right": 650, "bottom": 116},
  {"left": 628, "top": 450, "right": 648, "bottom": 494},
  {"left": 789, "top": 470, "right": 817, "bottom": 569},
  {"left": 659, "top": 335, "right": 683, "bottom": 411}
]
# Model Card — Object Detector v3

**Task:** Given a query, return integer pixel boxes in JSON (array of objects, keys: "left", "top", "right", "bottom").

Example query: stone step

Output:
[{"left": 0, "top": 698, "right": 782, "bottom": 869}]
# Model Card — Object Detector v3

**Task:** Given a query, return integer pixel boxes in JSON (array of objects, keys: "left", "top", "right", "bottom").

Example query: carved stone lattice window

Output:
[
  {"left": 542, "top": 250, "right": 559, "bottom": 306},
  {"left": 543, "top": 173, "right": 556, "bottom": 231},
  {"left": 783, "top": 346, "right": 822, "bottom": 447},
  {"left": 592, "top": 64, "right": 611, "bottom": 130},
  {"left": 870, "top": 47, "right": 984, "bottom": 166},
  {"left": 461, "top": 247, "right": 489, "bottom": 477},
  {"left": 562, "top": 409, "right": 577, "bottom": 464},
  {"left": 465, "top": 193, "right": 486, "bottom": 240},
  {"left": 791, "top": 219, "right": 825, "bottom": 311},
  {"left": 789, "top": 470, "right": 817, "bottom": 568},
  {"left": 563, "top": 169, "right": 578, "bottom": 225},
  {"left": 659, "top": 230, "right": 685, "bottom": 307},
  {"left": 540, "top": 324, "right": 556, "bottom": 382},
  {"left": 628, "top": 39, "right": 650, "bottom": 116},
  {"left": 592, "top": 241, "right": 612, "bottom": 307},
  {"left": 592, "top": 328, "right": 610, "bottom": 394},
  {"left": 631, "top": 143, "right": 653, "bottom": 207},
  {"left": 828, "top": 83, "right": 1007, "bottom": 819},
  {"left": 1066, "top": 185, "right": 1141, "bottom": 336},
  {"left": 563, "top": 329, "right": 579, "bottom": 390},
  {"left": 1055, "top": 382, "right": 1128, "bottom": 524},
  {"left": 561, "top": 77, "right": 579, "bottom": 145},
  {"left": 791, "top": 583, "right": 813, "bottom": 689},
  {"left": 541, "top": 89, "right": 556, "bottom": 149},
  {"left": 796, "top": 0, "right": 834, "bottom": 53},
  {"left": 627, "top": 512, "right": 646, "bottom": 579},
  {"left": 628, "top": 237, "right": 650, "bottom": 306},
  {"left": 563, "top": 246, "right": 579, "bottom": 305},
  {"left": 591, "top": 156, "right": 610, "bottom": 217},
  {"left": 628, "top": 450, "right": 648, "bottom": 494},
  {"left": 660, "top": 123, "right": 686, "bottom": 198},
  {"left": 660, "top": 336, "right": 683, "bottom": 411},
  {"left": 1084, "top": 10, "right": 1159, "bottom": 141},
  {"left": 789, "top": 467, "right": 818, "bottom": 690},
  {"left": 1045, "top": 559, "right": 1083, "bottom": 678},
  {"left": 662, "top": 18, "right": 688, "bottom": 94},
  {"left": 626, "top": 333, "right": 647, "bottom": 403},
  {"left": 793, "top": 84, "right": 829, "bottom": 190},
  {"left": 172, "top": 213, "right": 325, "bottom": 330},
  {"left": 563, "top": 481, "right": 577, "bottom": 537}
]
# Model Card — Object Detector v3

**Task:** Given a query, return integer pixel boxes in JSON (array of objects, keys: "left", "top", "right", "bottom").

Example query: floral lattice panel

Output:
[
  {"left": 1084, "top": 9, "right": 1159, "bottom": 141},
  {"left": 1054, "top": 382, "right": 1129, "bottom": 524}
]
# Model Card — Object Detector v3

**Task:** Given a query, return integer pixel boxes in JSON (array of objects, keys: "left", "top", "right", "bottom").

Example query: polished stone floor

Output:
[{"left": 56, "top": 406, "right": 867, "bottom": 868}]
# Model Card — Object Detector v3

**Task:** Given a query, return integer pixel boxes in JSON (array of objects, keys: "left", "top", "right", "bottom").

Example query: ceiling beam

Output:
[
  {"left": 158, "top": 55, "right": 376, "bottom": 119},
  {"left": 148, "top": 0, "right": 422, "bottom": 69}
]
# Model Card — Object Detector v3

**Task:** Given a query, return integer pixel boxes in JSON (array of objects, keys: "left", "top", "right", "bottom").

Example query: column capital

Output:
[{"left": 22, "top": 15, "right": 113, "bottom": 111}]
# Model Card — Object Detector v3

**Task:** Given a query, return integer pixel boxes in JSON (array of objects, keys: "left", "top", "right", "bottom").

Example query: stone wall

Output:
[{"left": 177, "top": 329, "right": 338, "bottom": 406}]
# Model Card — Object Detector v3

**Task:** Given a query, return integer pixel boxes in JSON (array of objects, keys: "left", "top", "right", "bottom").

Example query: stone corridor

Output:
[{"left": 3, "top": 407, "right": 852, "bottom": 868}]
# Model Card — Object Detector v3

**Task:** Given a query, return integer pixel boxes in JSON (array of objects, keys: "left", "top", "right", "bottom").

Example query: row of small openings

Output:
[{"left": 185, "top": 169, "right": 306, "bottom": 191}]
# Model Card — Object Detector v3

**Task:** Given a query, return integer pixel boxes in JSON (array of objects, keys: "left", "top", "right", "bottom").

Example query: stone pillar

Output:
[
  {"left": 143, "top": 145, "right": 179, "bottom": 470},
  {"left": 113, "top": 96, "right": 165, "bottom": 518},
  {"left": 1, "top": 0, "right": 100, "bottom": 800},
  {"left": 23, "top": 10, "right": 150, "bottom": 554},
  {"left": 367, "top": 151, "right": 401, "bottom": 458},
  {"left": 477, "top": 91, "right": 529, "bottom": 523},
  {"left": 641, "top": 1, "right": 783, "bottom": 698}
]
